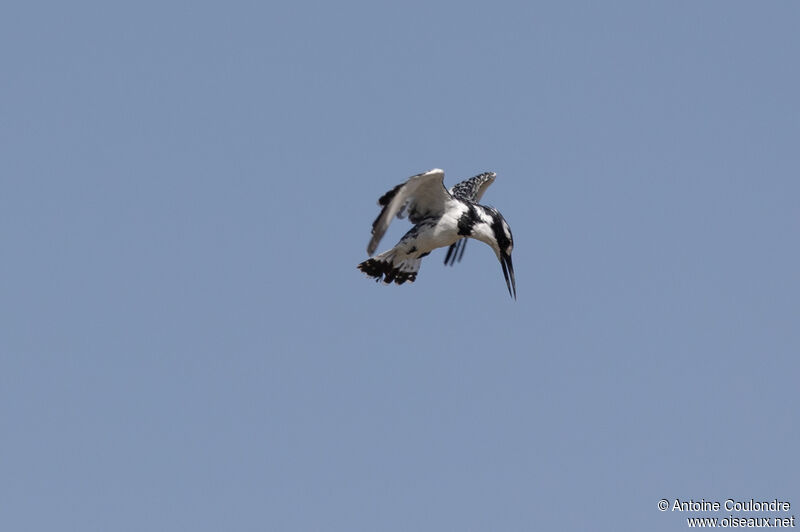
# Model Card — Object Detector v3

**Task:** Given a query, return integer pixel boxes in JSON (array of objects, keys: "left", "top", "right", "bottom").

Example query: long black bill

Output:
[{"left": 500, "top": 253, "right": 517, "bottom": 300}]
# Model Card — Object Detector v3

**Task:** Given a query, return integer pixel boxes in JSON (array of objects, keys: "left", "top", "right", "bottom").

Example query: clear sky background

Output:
[{"left": 2, "top": 1, "right": 798, "bottom": 531}]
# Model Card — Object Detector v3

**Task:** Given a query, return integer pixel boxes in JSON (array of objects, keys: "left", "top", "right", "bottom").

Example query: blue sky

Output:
[{"left": 2, "top": 1, "right": 798, "bottom": 530}]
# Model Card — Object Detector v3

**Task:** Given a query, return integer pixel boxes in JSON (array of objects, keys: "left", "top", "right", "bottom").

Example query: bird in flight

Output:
[{"left": 357, "top": 168, "right": 516, "bottom": 299}]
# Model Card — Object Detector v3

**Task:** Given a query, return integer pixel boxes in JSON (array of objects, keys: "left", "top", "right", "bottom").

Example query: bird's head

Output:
[
  {"left": 476, "top": 207, "right": 516, "bottom": 299},
  {"left": 494, "top": 223, "right": 516, "bottom": 300}
]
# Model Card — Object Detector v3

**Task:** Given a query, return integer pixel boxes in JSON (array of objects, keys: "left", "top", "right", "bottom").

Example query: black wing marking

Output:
[
  {"left": 367, "top": 169, "right": 450, "bottom": 256},
  {"left": 444, "top": 171, "right": 497, "bottom": 265},
  {"left": 449, "top": 172, "right": 496, "bottom": 203},
  {"left": 443, "top": 238, "right": 468, "bottom": 266}
]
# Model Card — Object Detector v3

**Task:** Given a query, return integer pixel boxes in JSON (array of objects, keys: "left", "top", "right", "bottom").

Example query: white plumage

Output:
[{"left": 358, "top": 169, "right": 517, "bottom": 298}]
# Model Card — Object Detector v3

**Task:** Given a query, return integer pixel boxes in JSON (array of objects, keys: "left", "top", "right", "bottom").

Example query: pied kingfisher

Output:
[{"left": 357, "top": 168, "right": 516, "bottom": 298}]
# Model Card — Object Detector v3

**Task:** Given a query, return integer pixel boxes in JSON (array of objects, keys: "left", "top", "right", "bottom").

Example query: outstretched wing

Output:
[
  {"left": 444, "top": 172, "right": 497, "bottom": 266},
  {"left": 449, "top": 171, "right": 496, "bottom": 203},
  {"left": 367, "top": 169, "right": 450, "bottom": 256}
]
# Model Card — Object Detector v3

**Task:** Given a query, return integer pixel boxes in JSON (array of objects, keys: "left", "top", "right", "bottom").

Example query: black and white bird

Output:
[{"left": 357, "top": 168, "right": 516, "bottom": 299}]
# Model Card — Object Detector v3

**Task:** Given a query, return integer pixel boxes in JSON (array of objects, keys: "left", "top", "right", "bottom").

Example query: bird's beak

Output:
[{"left": 500, "top": 252, "right": 517, "bottom": 300}]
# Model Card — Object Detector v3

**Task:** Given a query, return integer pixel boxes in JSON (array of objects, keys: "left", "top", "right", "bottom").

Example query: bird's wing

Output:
[
  {"left": 367, "top": 168, "right": 450, "bottom": 256},
  {"left": 444, "top": 172, "right": 497, "bottom": 266},
  {"left": 449, "top": 171, "right": 496, "bottom": 203},
  {"left": 443, "top": 237, "right": 468, "bottom": 266}
]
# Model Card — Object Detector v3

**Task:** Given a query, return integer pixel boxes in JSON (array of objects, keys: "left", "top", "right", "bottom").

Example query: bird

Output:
[{"left": 357, "top": 168, "right": 516, "bottom": 299}]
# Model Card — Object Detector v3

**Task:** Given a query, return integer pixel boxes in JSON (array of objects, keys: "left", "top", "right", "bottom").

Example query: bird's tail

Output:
[{"left": 358, "top": 250, "right": 421, "bottom": 285}]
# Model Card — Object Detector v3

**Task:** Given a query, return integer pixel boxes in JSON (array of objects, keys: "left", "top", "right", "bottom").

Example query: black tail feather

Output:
[{"left": 358, "top": 258, "right": 417, "bottom": 285}]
